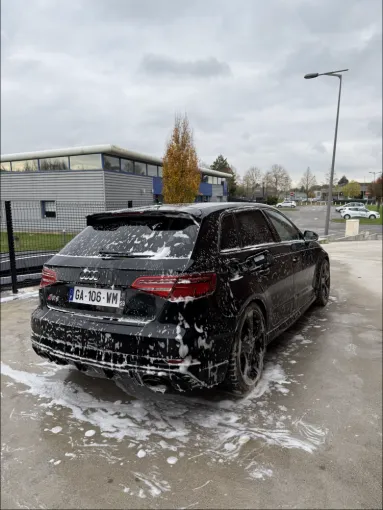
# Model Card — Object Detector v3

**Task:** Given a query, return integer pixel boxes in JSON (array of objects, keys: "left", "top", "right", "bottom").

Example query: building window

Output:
[
  {"left": 134, "top": 161, "right": 146, "bottom": 175},
  {"left": 41, "top": 201, "right": 57, "bottom": 219},
  {"left": 103, "top": 155, "right": 120, "bottom": 171},
  {"left": 121, "top": 158, "right": 134, "bottom": 173},
  {"left": 207, "top": 176, "right": 214, "bottom": 184},
  {"left": 11, "top": 160, "right": 38, "bottom": 172},
  {"left": 147, "top": 164, "right": 158, "bottom": 176},
  {"left": 39, "top": 157, "right": 69, "bottom": 170},
  {"left": 158, "top": 165, "right": 163, "bottom": 177},
  {"left": 0, "top": 162, "right": 11, "bottom": 172},
  {"left": 69, "top": 154, "right": 102, "bottom": 170}
]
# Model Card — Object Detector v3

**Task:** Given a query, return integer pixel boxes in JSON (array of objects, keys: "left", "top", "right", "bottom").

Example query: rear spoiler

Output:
[{"left": 86, "top": 209, "right": 201, "bottom": 227}]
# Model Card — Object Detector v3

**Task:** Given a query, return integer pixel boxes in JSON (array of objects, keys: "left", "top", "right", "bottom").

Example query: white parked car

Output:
[
  {"left": 276, "top": 199, "right": 296, "bottom": 208},
  {"left": 335, "top": 202, "right": 364, "bottom": 212},
  {"left": 341, "top": 207, "right": 380, "bottom": 220}
]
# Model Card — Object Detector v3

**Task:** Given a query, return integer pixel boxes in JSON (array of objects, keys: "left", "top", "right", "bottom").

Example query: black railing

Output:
[{"left": 0, "top": 200, "right": 154, "bottom": 291}]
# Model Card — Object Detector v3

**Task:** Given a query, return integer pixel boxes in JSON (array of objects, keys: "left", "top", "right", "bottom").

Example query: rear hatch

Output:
[{"left": 41, "top": 211, "right": 200, "bottom": 322}]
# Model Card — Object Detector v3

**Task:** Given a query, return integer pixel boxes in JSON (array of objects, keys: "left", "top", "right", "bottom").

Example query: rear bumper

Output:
[{"left": 31, "top": 306, "right": 232, "bottom": 392}]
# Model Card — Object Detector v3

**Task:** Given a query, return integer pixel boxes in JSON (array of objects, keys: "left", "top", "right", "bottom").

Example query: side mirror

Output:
[{"left": 303, "top": 230, "right": 318, "bottom": 241}]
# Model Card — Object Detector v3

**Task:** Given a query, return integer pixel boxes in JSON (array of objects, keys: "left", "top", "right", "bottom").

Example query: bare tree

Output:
[
  {"left": 323, "top": 169, "right": 338, "bottom": 189},
  {"left": 243, "top": 166, "right": 263, "bottom": 199},
  {"left": 264, "top": 164, "right": 291, "bottom": 198},
  {"left": 299, "top": 167, "right": 317, "bottom": 200}
]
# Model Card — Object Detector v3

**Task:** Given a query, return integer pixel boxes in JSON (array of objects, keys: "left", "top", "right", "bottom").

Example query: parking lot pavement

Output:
[
  {"left": 1, "top": 242, "right": 382, "bottom": 509},
  {"left": 282, "top": 205, "right": 382, "bottom": 237}
]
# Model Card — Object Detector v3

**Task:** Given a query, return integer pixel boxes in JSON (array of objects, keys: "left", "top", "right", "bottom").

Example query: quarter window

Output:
[
  {"left": 266, "top": 210, "right": 301, "bottom": 242},
  {"left": 235, "top": 210, "right": 275, "bottom": 247},
  {"left": 220, "top": 213, "right": 239, "bottom": 250}
]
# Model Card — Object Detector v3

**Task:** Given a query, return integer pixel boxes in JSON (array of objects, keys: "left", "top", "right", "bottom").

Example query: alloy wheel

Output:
[
  {"left": 320, "top": 260, "right": 330, "bottom": 301},
  {"left": 238, "top": 308, "right": 265, "bottom": 385}
]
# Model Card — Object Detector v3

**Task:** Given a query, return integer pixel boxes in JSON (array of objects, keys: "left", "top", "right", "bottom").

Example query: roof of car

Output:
[{"left": 89, "top": 202, "right": 276, "bottom": 220}]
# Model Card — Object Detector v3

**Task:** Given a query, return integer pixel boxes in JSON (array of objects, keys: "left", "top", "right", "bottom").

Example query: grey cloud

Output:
[
  {"left": 368, "top": 120, "right": 383, "bottom": 138},
  {"left": 139, "top": 54, "right": 232, "bottom": 79},
  {"left": 312, "top": 142, "right": 327, "bottom": 154},
  {"left": 1, "top": 0, "right": 381, "bottom": 184}
]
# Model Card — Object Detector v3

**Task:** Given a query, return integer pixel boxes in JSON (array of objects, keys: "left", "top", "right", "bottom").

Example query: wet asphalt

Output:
[
  {"left": 282, "top": 204, "right": 382, "bottom": 237},
  {"left": 1, "top": 241, "right": 382, "bottom": 509}
]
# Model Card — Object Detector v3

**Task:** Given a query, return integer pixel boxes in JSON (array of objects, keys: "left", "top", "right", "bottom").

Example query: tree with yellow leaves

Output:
[{"left": 163, "top": 114, "right": 200, "bottom": 204}]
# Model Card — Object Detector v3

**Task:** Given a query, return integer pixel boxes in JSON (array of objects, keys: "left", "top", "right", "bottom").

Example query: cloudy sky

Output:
[{"left": 1, "top": 0, "right": 382, "bottom": 184}]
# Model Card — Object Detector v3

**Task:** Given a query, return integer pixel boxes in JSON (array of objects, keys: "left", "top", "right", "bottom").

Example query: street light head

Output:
[{"left": 304, "top": 73, "right": 319, "bottom": 79}]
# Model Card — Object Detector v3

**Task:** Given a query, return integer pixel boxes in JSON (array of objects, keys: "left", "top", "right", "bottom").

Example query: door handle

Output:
[{"left": 246, "top": 251, "right": 273, "bottom": 273}]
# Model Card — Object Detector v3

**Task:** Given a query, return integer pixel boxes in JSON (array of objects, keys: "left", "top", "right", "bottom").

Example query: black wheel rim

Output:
[
  {"left": 320, "top": 261, "right": 330, "bottom": 299},
  {"left": 238, "top": 309, "right": 265, "bottom": 384}
]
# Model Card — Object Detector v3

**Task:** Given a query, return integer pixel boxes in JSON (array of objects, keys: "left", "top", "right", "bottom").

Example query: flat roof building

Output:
[
  {"left": 1, "top": 143, "right": 229, "bottom": 204},
  {"left": 1, "top": 144, "right": 229, "bottom": 232}
]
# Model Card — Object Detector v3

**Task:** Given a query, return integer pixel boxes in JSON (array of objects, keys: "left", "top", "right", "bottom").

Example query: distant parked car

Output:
[
  {"left": 30, "top": 203, "right": 329, "bottom": 395},
  {"left": 276, "top": 199, "right": 296, "bottom": 208},
  {"left": 341, "top": 207, "right": 380, "bottom": 220},
  {"left": 335, "top": 202, "right": 364, "bottom": 212}
]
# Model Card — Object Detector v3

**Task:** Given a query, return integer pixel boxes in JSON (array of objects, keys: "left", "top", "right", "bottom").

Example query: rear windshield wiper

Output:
[{"left": 99, "top": 250, "right": 150, "bottom": 258}]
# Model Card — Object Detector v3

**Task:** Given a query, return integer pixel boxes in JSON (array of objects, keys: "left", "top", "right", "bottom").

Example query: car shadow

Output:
[{"left": 59, "top": 305, "right": 319, "bottom": 407}]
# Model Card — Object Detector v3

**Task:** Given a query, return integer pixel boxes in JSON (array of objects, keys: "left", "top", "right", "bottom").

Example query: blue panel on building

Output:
[
  {"left": 223, "top": 180, "right": 228, "bottom": 196},
  {"left": 199, "top": 182, "right": 212, "bottom": 196},
  {"left": 153, "top": 177, "right": 212, "bottom": 198},
  {"left": 153, "top": 176, "right": 163, "bottom": 195}
]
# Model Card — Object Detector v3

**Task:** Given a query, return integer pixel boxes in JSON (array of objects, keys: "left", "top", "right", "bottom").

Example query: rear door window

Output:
[
  {"left": 220, "top": 213, "right": 239, "bottom": 250},
  {"left": 234, "top": 210, "right": 275, "bottom": 248},
  {"left": 59, "top": 215, "right": 199, "bottom": 259}
]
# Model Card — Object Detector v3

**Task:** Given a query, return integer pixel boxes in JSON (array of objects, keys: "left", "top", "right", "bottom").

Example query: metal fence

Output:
[{"left": 0, "top": 199, "right": 154, "bottom": 292}]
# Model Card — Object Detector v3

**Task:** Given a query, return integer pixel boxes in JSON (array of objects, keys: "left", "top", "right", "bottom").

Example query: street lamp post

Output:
[
  {"left": 304, "top": 69, "right": 349, "bottom": 236},
  {"left": 369, "top": 171, "right": 382, "bottom": 182}
]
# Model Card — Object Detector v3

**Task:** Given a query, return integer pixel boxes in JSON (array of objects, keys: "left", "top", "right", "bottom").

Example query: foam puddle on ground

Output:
[
  {"left": 1, "top": 331, "right": 328, "bottom": 495},
  {"left": 0, "top": 290, "right": 39, "bottom": 303}
]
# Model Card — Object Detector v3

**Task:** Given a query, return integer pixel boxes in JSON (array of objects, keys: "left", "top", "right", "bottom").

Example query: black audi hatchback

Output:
[{"left": 31, "top": 203, "right": 330, "bottom": 394}]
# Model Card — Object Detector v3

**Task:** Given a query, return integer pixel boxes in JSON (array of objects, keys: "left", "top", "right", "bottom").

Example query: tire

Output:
[
  {"left": 315, "top": 259, "right": 330, "bottom": 307},
  {"left": 344, "top": 214, "right": 351, "bottom": 219},
  {"left": 369, "top": 215, "right": 376, "bottom": 219},
  {"left": 225, "top": 303, "right": 266, "bottom": 395}
]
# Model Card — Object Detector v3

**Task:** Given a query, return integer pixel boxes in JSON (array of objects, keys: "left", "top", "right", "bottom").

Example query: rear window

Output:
[{"left": 59, "top": 216, "right": 199, "bottom": 259}]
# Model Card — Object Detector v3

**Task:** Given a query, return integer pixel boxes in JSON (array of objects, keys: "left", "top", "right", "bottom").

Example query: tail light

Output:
[
  {"left": 131, "top": 273, "right": 217, "bottom": 301},
  {"left": 40, "top": 267, "right": 57, "bottom": 288}
]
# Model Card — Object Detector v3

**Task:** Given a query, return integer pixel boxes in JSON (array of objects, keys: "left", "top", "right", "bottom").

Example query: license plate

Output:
[{"left": 69, "top": 286, "right": 121, "bottom": 308}]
